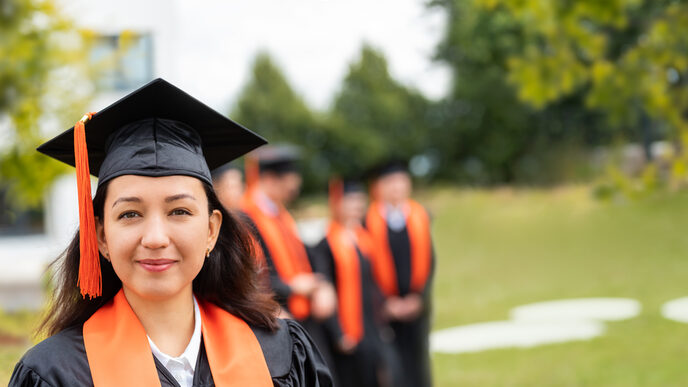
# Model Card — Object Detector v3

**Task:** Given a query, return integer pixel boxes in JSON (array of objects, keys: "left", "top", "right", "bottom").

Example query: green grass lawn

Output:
[
  {"left": 424, "top": 186, "right": 688, "bottom": 386},
  {"left": 3, "top": 185, "right": 688, "bottom": 385}
]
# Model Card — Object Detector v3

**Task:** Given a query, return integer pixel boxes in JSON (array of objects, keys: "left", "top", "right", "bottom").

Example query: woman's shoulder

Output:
[
  {"left": 250, "top": 318, "right": 333, "bottom": 386},
  {"left": 10, "top": 326, "right": 93, "bottom": 387}
]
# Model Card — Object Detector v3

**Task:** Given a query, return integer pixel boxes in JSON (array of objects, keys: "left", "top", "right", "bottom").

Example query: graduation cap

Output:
[
  {"left": 368, "top": 159, "right": 409, "bottom": 180},
  {"left": 328, "top": 176, "right": 366, "bottom": 217},
  {"left": 365, "top": 159, "right": 409, "bottom": 201},
  {"left": 38, "top": 78, "right": 266, "bottom": 299},
  {"left": 253, "top": 144, "right": 301, "bottom": 175},
  {"left": 211, "top": 161, "right": 243, "bottom": 183}
]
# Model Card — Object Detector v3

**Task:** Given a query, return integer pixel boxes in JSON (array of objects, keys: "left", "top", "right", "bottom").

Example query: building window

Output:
[
  {"left": 90, "top": 32, "right": 154, "bottom": 91},
  {"left": 0, "top": 187, "right": 44, "bottom": 236}
]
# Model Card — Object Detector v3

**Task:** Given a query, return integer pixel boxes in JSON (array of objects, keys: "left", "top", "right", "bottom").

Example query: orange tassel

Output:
[
  {"left": 74, "top": 112, "right": 101, "bottom": 299},
  {"left": 244, "top": 154, "right": 259, "bottom": 191},
  {"left": 328, "top": 177, "right": 343, "bottom": 219},
  {"left": 369, "top": 180, "right": 380, "bottom": 202}
]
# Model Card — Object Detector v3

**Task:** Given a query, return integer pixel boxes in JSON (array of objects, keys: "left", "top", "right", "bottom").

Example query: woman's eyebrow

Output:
[
  {"left": 165, "top": 193, "right": 196, "bottom": 203},
  {"left": 112, "top": 196, "right": 140, "bottom": 208}
]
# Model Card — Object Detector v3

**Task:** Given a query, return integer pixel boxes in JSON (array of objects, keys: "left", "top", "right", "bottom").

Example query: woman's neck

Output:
[{"left": 123, "top": 286, "right": 196, "bottom": 357}]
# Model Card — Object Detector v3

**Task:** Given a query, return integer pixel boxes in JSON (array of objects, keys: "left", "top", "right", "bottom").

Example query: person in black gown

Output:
[
  {"left": 240, "top": 145, "right": 339, "bottom": 373},
  {"left": 9, "top": 79, "right": 332, "bottom": 387},
  {"left": 365, "top": 161, "right": 435, "bottom": 387},
  {"left": 312, "top": 178, "right": 400, "bottom": 387}
]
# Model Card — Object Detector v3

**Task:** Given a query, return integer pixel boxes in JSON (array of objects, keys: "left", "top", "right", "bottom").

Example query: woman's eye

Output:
[
  {"left": 118, "top": 211, "right": 140, "bottom": 219},
  {"left": 170, "top": 208, "right": 191, "bottom": 216}
]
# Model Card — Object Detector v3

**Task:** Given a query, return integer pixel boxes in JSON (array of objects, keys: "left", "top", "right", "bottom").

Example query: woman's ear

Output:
[
  {"left": 95, "top": 217, "right": 109, "bottom": 260},
  {"left": 207, "top": 209, "right": 222, "bottom": 253}
]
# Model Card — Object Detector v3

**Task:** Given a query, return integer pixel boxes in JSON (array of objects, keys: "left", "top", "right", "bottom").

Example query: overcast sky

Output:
[{"left": 173, "top": 0, "right": 451, "bottom": 111}]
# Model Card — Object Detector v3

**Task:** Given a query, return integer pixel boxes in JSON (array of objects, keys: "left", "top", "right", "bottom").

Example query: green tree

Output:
[
  {"left": 328, "top": 44, "right": 432, "bottom": 178},
  {"left": 438, "top": 0, "right": 688, "bottom": 184},
  {"left": 1, "top": 0, "right": 91, "bottom": 209},
  {"left": 232, "top": 52, "right": 327, "bottom": 190},
  {"left": 233, "top": 52, "right": 317, "bottom": 143},
  {"left": 430, "top": 0, "right": 636, "bottom": 183},
  {"left": 481, "top": 0, "right": 688, "bottom": 134}
]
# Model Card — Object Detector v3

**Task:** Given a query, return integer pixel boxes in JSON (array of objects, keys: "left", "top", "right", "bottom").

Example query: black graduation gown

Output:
[
  {"left": 9, "top": 318, "right": 333, "bottom": 387},
  {"left": 238, "top": 212, "right": 338, "bottom": 377},
  {"left": 384, "top": 224, "right": 435, "bottom": 387},
  {"left": 312, "top": 238, "right": 399, "bottom": 387}
]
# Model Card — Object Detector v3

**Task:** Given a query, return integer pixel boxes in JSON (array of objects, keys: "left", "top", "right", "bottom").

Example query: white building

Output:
[{"left": 0, "top": 0, "right": 179, "bottom": 310}]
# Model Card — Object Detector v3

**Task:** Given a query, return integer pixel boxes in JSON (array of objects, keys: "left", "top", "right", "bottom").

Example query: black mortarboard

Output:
[
  {"left": 341, "top": 179, "right": 365, "bottom": 194},
  {"left": 211, "top": 161, "right": 243, "bottom": 183},
  {"left": 37, "top": 78, "right": 266, "bottom": 299},
  {"left": 368, "top": 159, "right": 409, "bottom": 181},
  {"left": 37, "top": 78, "right": 266, "bottom": 186},
  {"left": 254, "top": 144, "right": 301, "bottom": 175}
]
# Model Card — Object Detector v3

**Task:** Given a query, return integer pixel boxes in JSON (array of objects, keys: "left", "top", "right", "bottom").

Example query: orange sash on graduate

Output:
[
  {"left": 326, "top": 222, "right": 368, "bottom": 344},
  {"left": 83, "top": 290, "right": 272, "bottom": 387},
  {"left": 241, "top": 192, "right": 312, "bottom": 319},
  {"left": 365, "top": 199, "right": 432, "bottom": 296}
]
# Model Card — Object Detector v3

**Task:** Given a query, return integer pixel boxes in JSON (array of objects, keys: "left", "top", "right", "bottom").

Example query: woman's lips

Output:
[{"left": 137, "top": 259, "right": 177, "bottom": 272}]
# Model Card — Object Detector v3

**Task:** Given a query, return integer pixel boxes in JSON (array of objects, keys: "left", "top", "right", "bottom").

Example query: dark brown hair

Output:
[{"left": 39, "top": 179, "right": 279, "bottom": 336}]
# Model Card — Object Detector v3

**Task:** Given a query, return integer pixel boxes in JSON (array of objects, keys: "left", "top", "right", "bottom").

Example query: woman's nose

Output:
[{"left": 140, "top": 214, "right": 170, "bottom": 249}]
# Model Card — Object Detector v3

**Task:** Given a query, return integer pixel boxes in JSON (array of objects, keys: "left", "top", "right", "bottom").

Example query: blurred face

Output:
[
  {"left": 379, "top": 171, "right": 412, "bottom": 204},
  {"left": 215, "top": 169, "right": 244, "bottom": 210},
  {"left": 338, "top": 192, "right": 367, "bottom": 224},
  {"left": 96, "top": 175, "right": 222, "bottom": 302},
  {"left": 279, "top": 172, "right": 302, "bottom": 204}
]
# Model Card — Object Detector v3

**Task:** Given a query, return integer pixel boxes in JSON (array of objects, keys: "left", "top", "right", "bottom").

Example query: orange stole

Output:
[
  {"left": 83, "top": 290, "right": 272, "bottom": 387},
  {"left": 326, "top": 222, "right": 365, "bottom": 343},
  {"left": 242, "top": 195, "right": 312, "bottom": 319},
  {"left": 365, "top": 200, "right": 432, "bottom": 296}
]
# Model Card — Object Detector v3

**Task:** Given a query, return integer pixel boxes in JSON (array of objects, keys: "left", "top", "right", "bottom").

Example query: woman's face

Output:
[{"left": 96, "top": 175, "right": 222, "bottom": 302}]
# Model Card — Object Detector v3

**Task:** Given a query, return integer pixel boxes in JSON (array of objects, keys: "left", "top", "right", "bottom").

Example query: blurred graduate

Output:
[
  {"left": 365, "top": 161, "right": 435, "bottom": 387},
  {"left": 311, "top": 177, "right": 400, "bottom": 387},
  {"left": 239, "top": 145, "right": 338, "bottom": 370},
  {"left": 10, "top": 79, "right": 333, "bottom": 386}
]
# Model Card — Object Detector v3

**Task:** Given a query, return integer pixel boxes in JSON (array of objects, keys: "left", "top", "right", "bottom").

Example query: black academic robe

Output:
[
  {"left": 384, "top": 224, "right": 435, "bottom": 387},
  {"left": 239, "top": 213, "right": 338, "bottom": 377},
  {"left": 312, "top": 238, "right": 400, "bottom": 387},
  {"left": 9, "top": 318, "right": 332, "bottom": 387}
]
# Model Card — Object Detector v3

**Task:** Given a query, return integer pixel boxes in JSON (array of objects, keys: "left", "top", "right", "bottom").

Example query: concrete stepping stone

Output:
[
  {"left": 661, "top": 297, "right": 688, "bottom": 323},
  {"left": 431, "top": 320, "right": 604, "bottom": 354},
  {"left": 432, "top": 297, "right": 642, "bottom": 354},
  {"left": 510, "top": 298, "right": 641, "bottom": 322}
]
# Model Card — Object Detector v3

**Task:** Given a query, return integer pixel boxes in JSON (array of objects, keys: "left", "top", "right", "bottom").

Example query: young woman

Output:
[{"left": 9, "top": 79, "right": 333, "bottom": 387}]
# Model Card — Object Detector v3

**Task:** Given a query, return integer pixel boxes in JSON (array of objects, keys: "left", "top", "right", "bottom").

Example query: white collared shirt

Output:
[
  {"left": 385, "top": 203, "right": 408, "bottom": 232},
  {"left": 254, "top": 189, "right": 280, "bottom": 217},
  {"left": 147, "top": 297, "right": 202, "bottom": 387}
]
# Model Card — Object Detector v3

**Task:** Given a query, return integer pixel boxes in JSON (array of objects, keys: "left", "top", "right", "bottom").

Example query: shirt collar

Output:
[
  {"left": 254, "top": 189, "right": 280, "bottom": 217},
  {"left": 382, "top": 201, "right": 408, "bottom": 231},
  {"left": 147, "top": 296, "right": 202, "bottom": 372}
]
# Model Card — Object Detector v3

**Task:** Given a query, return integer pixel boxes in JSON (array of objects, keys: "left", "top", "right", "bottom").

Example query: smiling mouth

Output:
[{"left": 137, "top": 259, "right": 177, "bottom": 273}]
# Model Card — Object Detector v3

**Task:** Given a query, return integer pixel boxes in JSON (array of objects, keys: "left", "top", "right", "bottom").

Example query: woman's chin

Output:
[{"left": 123, "top": 282, "right": 189, "bottom": 302}]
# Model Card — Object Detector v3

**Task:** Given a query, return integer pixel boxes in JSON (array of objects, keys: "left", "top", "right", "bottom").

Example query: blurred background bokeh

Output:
[{"left": 3, "top": 0, "right": 688, "bottom": 385}]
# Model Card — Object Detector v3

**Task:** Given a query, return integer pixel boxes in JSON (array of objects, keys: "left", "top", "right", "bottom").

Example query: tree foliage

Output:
[
  {"left": 233, "top": 47, "right": 433, "bottom": 189},
  {"left": 232, "top": 53, "right": 328, "bottom": 190},
  {"left": 0, "top": 0, "right": 91, "bottom": 208},
  {"left": 431, "top": 0, "right": 600, "bottom": 183},
  {"left": 429, "top": 0, "right": 688, "bottom": 184},
  {"left": 327, "top": 44, "right": 431, "bottom": 177},
  {"left": 481, "top": 0, "right": 688, "bottom": 134}
]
